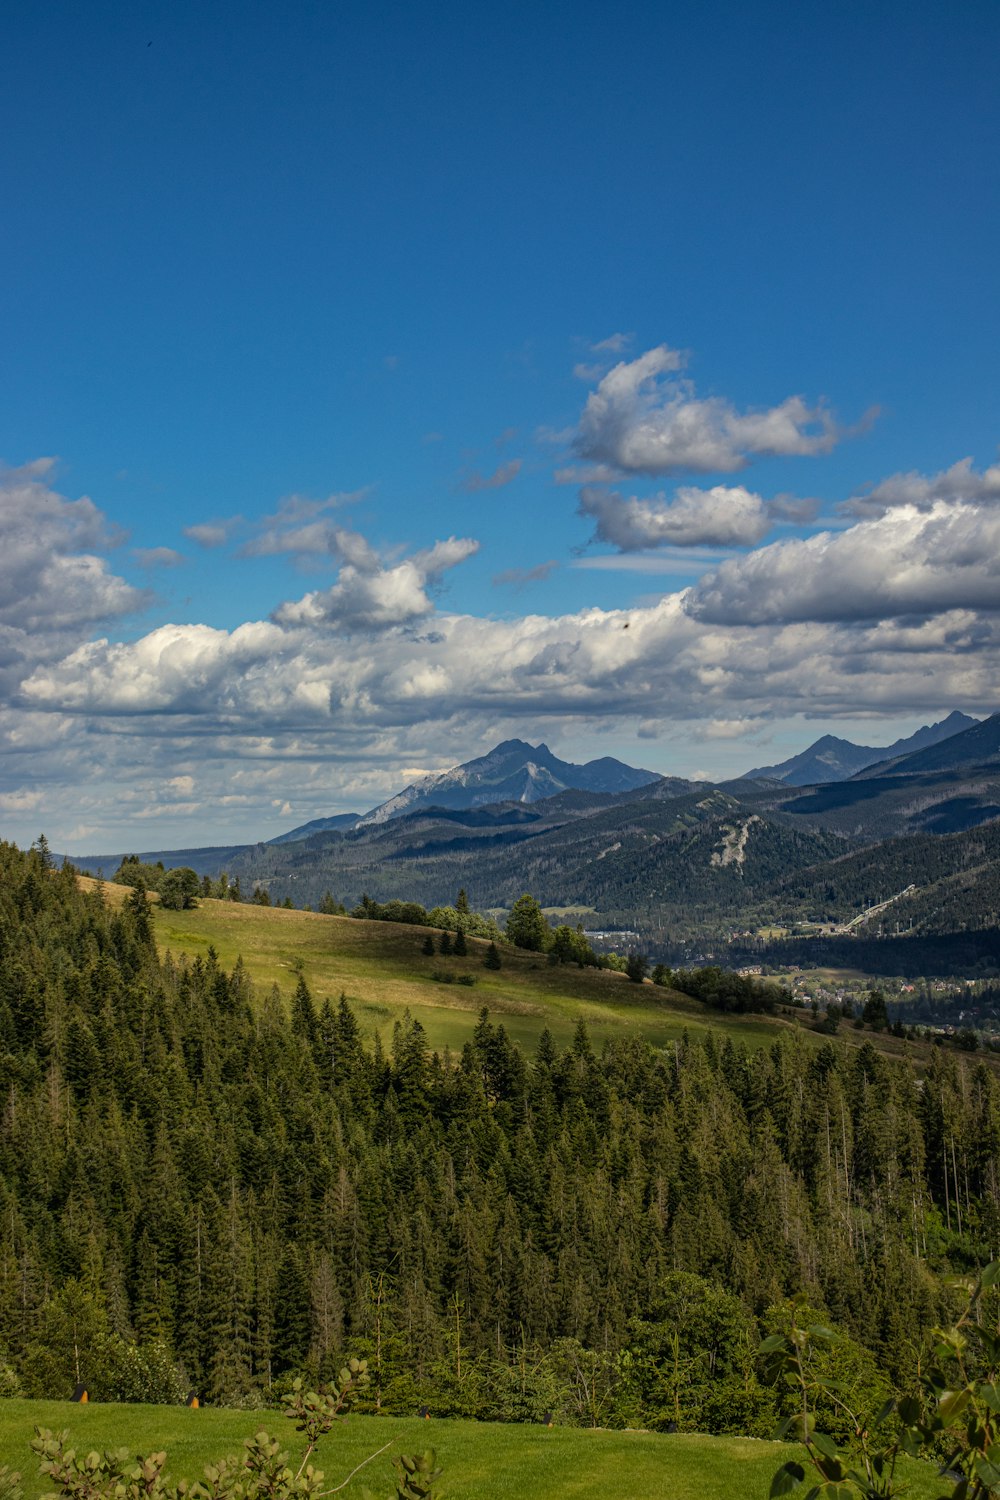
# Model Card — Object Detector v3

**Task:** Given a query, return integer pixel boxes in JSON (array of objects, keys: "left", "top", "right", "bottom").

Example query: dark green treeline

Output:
[{"left": 0, "top": 840, "right": 998, "bottom": 1427}]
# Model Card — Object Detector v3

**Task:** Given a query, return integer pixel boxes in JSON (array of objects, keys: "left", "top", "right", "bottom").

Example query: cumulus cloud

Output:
[
  {"left": 239, "top": 491, "right": 371, "bottom": 558},
  {"left": 460, "top": 459, "right": 522, "bottom": 493},
  {"left": 13, "top": 570, "right": 1000, "bottom": 854},
  {"left": 576, "top": 345, "right": 846, "bottom": 475},
  {"left": 272, "top": 534, "right": 479, "bottom": 631},
  {"left": 686, "top": 500, "right": 1000, "bottom": 625},
  {"left": 7, "top": 444, "right": 1000, "bottom": 850},
  {"left": 579, "top": 483, "right": 772, "bottom": 550},
  {"left": 22, "top": 588, "right": 998, "bottom": 749},
  {"left": 0, "top": 461, "right": 149, "bottom": 704},
  {"left": 843, "top": 457, "right": 1000, "bottom": 518},
  {"left": 22, "top": 620, "right": 288, "bottom": 714},
  {"left": 0, "top": 460, "right": 145, "bottom": 632}
]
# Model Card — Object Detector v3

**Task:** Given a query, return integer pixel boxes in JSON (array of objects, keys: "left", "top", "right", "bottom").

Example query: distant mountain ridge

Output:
[
  {"left": 268, "top": 812, "right": 361, "bottom": 845},
  {"left": 745, "top": 712, "right": 978, "bottom": 785},
  {"left": 852, "top": 710, "right": 1000, "bottom": 779},
  {"left": 352, "top": 738, "right": 663, "bottom": 827}
]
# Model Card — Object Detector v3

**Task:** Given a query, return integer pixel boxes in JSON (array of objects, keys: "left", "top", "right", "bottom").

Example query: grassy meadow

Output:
[
  {"left": 0, "top": 1399, "right": 942, "bottom": 1500},
  {"left": 84, "top": 877, "right": 957, "bottom": 1067},
  {"left": 145, "top": 890, "right": 798, "bottom": 1054}
]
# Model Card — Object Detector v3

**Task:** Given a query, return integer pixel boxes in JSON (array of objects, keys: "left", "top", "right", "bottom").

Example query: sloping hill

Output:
[{"left": 125, "top": 885, "right": 793, "bottom": 1055}]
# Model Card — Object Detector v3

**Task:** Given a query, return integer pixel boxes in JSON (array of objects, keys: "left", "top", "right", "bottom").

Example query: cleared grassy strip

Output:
[{"left": 0, "top": 1400, "right": 940, "bottom": 1500}]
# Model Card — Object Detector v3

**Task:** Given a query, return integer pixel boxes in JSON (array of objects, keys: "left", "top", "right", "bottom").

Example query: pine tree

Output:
[{"left": 483, "top": 941, "right": 502, "bottom": 970}]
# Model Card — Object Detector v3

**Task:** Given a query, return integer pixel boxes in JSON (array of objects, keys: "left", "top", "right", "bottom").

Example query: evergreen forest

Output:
[{"left": 1, "top": 840, "right": 999, "bottom": 1439}]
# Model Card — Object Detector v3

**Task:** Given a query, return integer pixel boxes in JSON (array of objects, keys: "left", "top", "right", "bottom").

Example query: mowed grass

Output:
[{"left": 0, "top": 1400, "right": 942, "bottom": 1500}]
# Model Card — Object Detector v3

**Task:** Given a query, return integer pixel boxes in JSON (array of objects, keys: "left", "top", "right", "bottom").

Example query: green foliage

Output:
[
  {"left": 763, "top": 1265, "right": 1000, "bottom": 1498},
  {"left": 862, "top": 990, "right": 889, "bottom": 1031},
  {"left": 549, "top": 925, "right": 597, "bottom": 968},
  {"left": 625, "top": 953, "right": 648, "bottom": 984},
  {"left": 386, "top": 1450, "right": 441, "bottom": 1500},
  {"left": 425, "top": 905, "right": 503, "bottom": 941},
  {"left": 6, "top": 838, "right": 1000, "bottom": 1443},
  {"left": 671, "top": 965, "right": 786, "bottom": 1013},
  {"left": 627, "top": 1273, "right": 775, "bottom": 1437},
  {"left": 505, "top": 893, "right": 551, "bottom": 952},
  {"left": 114, "top": 858, "right": 200, "bottom": 911},
  {"left": 159, "top": 868, "right": 200, "bottom": 911}
]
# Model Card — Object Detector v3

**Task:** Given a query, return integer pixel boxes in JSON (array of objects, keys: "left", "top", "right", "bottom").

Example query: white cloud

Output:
[
  {"left": 239, "top": 492, "right": 372, "bottom": 558},
  {"left": 576, "top": 345, "right": 846, "bottom": 475},
  {"left": 687, "top": 500, "right": 1000, "bottom": 625},
  {"left": 272, "top": 535, "right": 478, "bottom": 631},
  {"left": 698, "top": 718, "right": 766, "bottom": 741},
  {"left": 579, "top": 483, "right": 772, "bottom": 550},
  {"left": 0, "top": 461, "right": 149, "bottom": 706},
  {"left": 591, "top": 332, "right": 633, "bottom": 354},
  {"left": 7, "top": 446, "right": 1000, "bottom": 850},
  {"left": 0, "top": 786, "right": 43, "bottom": 812},
  {"left": 0, "top": 460, "right": 146, "bottom": 632},
  {"left": 9, "top": 578, "right": 1000, "bottom": 852},
  {"left": 843, "top": 457, "right": 1000, "bottom": 518}
]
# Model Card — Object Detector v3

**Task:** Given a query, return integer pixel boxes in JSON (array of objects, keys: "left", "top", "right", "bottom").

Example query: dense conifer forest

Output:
[{"left": 1, "top": 840, "right": 999, "bottom": 1434}]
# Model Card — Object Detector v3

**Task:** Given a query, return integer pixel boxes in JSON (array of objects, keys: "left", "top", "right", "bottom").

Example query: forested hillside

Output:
[
  {"left": 1, "top": 840, "right": 998, "bottom": 1434},
  {"left": 219, "top": 789, "right": 849, "bottom": 934}
]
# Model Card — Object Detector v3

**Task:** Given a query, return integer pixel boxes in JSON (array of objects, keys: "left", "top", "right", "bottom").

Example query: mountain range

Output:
[
  {"left": 68, "top": 713, "right": 1000, "bottom": 964},
  {"left": 743, "top": 711, "right": 979, "bottom": 785},
  {"left": 272, "top": 740, "right": 665, "bottom": 840}
]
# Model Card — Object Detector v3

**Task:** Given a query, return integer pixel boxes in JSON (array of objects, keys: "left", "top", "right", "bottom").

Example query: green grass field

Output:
[
  {"left": 0, "top": 1399, "right": 942, "bottom": 1500},
  {"left": 141, "top": 891, "right": 792, "bottom": 1055},
  {"left": 85, "top": 879, "right": 958, "bottom": 1069}
]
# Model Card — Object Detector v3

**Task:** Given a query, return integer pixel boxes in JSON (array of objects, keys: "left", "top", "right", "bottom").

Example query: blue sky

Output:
[{"left": 2, "top": 0, "right": 999, "bottom": 849}]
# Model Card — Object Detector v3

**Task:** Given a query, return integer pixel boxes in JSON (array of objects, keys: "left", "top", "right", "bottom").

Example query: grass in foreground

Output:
[{"left": 0, "top": 1400, "right": 941, "bottom": 1500}]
